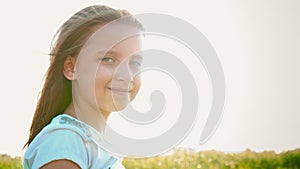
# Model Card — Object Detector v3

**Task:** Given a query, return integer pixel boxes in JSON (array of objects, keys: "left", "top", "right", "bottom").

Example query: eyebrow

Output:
[
  {"left": 131, "top": 53, "right": 143, "bottom": 58},
  {"left": 96, "top": 49, "right": 119, "bottom": 56},
  {"left": 97, "top": 49, "right": 143, "bottom": 58}
]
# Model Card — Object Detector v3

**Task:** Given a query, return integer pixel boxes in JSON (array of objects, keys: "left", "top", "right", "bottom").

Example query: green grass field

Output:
[{"left": 1, "top": 148, "right": 299, "bottom": 169}]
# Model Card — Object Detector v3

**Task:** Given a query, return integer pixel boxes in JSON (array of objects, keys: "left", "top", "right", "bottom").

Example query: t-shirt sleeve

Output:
[{"left": 28, "top": 129, "right": 89, "bottom": 169}]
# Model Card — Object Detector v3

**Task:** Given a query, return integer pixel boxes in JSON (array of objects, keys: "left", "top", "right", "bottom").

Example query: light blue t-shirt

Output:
[{"left": 23, "top": 114, "right": 125, "bottom": 169}]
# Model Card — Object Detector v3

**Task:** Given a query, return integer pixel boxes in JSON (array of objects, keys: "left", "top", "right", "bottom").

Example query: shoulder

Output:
[
  {"left": 23, "top": 115, "right": 91, "bottom": 169},
  {"left": 23, "top": 114, "right": 124, "bottom": 169},
  {"left": 28, "top": 114, "right": 92, "bottom": 147}
]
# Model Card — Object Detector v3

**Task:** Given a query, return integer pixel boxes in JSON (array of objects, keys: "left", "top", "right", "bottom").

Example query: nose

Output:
[{"left": 114, "top": 59, "right": 133, "bottom": 82}]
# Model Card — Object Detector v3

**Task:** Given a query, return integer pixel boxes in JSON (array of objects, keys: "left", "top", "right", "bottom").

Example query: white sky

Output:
[{"left": 0, "top": 0, "right": 299, "bottom": 157}]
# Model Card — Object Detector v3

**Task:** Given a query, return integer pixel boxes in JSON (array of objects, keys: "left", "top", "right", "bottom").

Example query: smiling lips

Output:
[{"left": 107, "top": 87, "right": 132, "bottom": 94}]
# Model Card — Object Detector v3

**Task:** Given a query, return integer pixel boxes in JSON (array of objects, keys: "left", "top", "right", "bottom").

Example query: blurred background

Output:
[{"left": 0, "top": 0, "right": 299, "bottom": 158}]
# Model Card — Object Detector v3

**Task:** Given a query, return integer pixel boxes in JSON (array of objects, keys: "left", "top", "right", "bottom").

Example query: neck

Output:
[{"left": 63, "top": 101, "right": 110, "bottom": 132}]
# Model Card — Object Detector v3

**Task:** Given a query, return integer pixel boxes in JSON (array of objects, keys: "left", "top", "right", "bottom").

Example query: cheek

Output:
[
  {"left": 95, "top": 67, "right": 113, "bottom": 93},
  {"left": 132, "top": 76, "right": 141, "bottom": 99}
]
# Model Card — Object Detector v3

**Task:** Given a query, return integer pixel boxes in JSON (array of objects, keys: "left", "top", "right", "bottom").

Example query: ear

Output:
[{"left": 63, "top": 55, "right": 76, "bottom": 80}]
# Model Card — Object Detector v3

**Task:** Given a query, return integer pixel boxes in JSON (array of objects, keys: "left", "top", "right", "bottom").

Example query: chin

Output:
[
  {"left": 114, "top": 102, "right": 130, "bottom": 111},
  {"left": 114, "top": 100, "right": 130, "bottom": 111}
]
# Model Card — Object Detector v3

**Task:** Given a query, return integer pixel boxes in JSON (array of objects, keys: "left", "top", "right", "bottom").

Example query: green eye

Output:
[{"left": 101, "top": 57, "right": 114, "bottom": 63}]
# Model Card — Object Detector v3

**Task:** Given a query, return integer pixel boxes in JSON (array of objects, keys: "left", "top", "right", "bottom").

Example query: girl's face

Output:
[
  {"left": 95, "top": 35, "right": 143, "bottom": 115},
  {"left": 68, "top": 24, "right": 143, "bottom": 120}
]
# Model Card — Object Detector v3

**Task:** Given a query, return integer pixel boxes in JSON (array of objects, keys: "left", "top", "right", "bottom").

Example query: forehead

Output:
[
  {"left": 84, "top": 23, "right": 143, "bottom": 52},
  {"left": 108, "top": 35, "right": 142, "bottom": 55},
  {"left": 76, "top": 24, "right": 143, "bottom": 69}
]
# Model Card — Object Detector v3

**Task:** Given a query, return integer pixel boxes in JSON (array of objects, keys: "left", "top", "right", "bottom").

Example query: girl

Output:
[{"left": 23, "top": 5, "right": 144, "bottom": 169}]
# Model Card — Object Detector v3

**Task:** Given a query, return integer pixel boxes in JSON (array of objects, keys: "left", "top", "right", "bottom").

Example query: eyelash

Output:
[
  {"left": 101, "top": 57, "right": 115, "bottom": 63},
  {"left": 100, "top": 56, "right": 142, "bottom": 69},
  {"left": 130, "top": 61, "right": 142, "bottom": 68}
]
